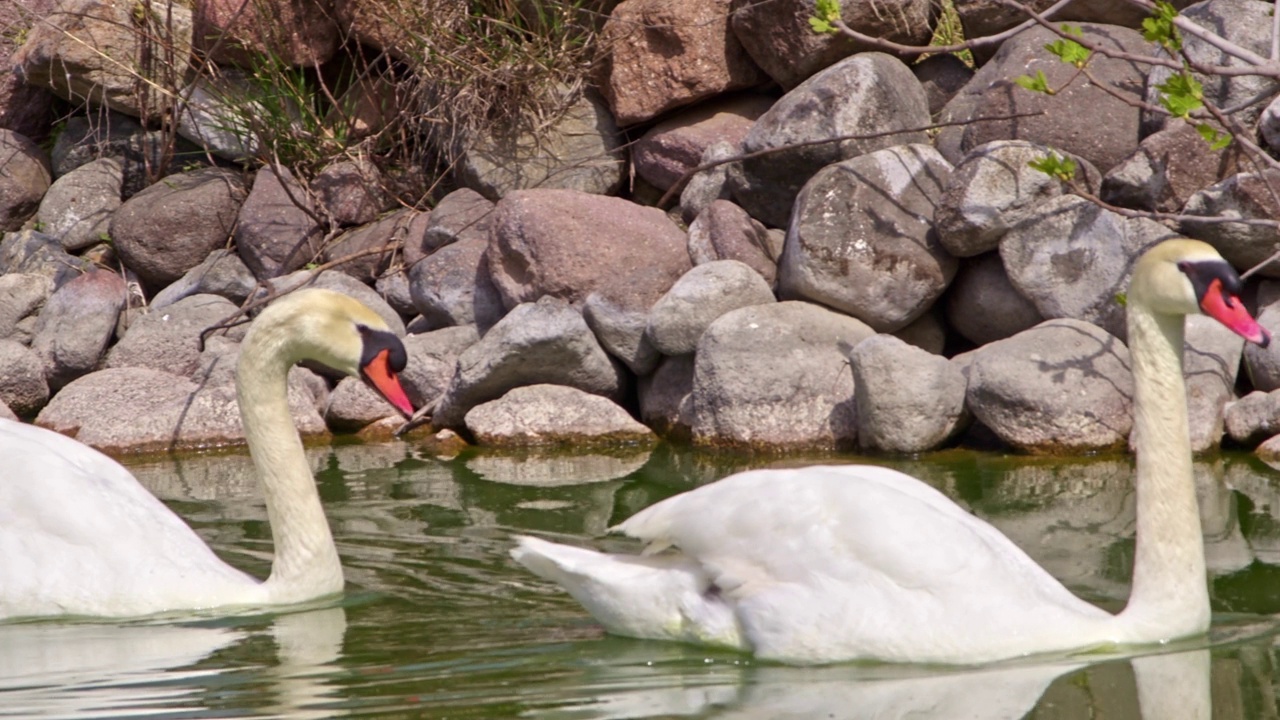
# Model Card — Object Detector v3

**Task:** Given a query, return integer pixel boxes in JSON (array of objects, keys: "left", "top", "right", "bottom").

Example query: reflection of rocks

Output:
[{"left": 465, "top": 448, "right": 651, "bottom": 487}]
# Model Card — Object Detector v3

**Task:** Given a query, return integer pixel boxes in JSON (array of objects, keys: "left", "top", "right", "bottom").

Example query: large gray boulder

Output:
[
  {"left": 432, "top": 297, "right": 627, "bottom": 428},
  {"left": 1000, "top": 195, "right": 1171, "bottom": 339},
  {"left": 691, "top": 301, "right": 875, "bottom": 450},
  {"left": 687, "top": 200, "right": 783, "bottom": 287},
  {"left": 486, "top": 189, "right": 690, "bottom": 309},
  {"left": 106, "top": 294, "right": 246, "bottom": 378},
  {"left": 0, "top": 273, "right": 53, "bottom": 343},
  {"left": 313, "top": 158, "right": 391, "bottom": 228},
  {"left": 413, "top": 188, "right": 492, "bottom": 264},
  {"left": 109, "top": 167, "right": 248, "bottom": 292},
  {"left": 407, "top": 237, "right": 505, "bottom": 332},
  {"left": 0, "top": 339, "right": 49, "bottom": 416},
  {"left": 646, "top": 260, "right": 776, "bottom": 356},
  {"left": 780, "top": 144, "right": 956, "bottom": 332},
  {"left": 31, "top": 269, "right": 126, "bottom": 389},
  {"left": 1225, "top": 390, "right": 1280, "bottom": 447},
  {"left": 325, "top": 376, "right": 402, "bottom": 431},
  {"left": 581, "top": 265, "right": 678, "bottom": 376},
  {"left": 679, "top": 140, "right": 737, "bottom": 223},
  {"left": 35, "top": 366, "right": 326, "bottom": 454},
  {"left": 638, "top": 353, "right": 695, "bottom": 440},
  {"left": 0, "top": 130, "right": 52, "bottom": 232},
  {"left": 151, "top": 249, "right": 257, "bottom": 309},
  {"left": 966, "top": 319, "right": 1133, "bottom": 454},
  {"left": 937, "top": 24, "right": 1152, "bottom": 173},
  {"left": 727, "top": 53, "right": 931, "bottom": 228},
  {"left": 601, "top": 0, "right": 765, "bottom": 125},
  {"left": 50, "top": 113, "right": 199, "bottom": 198},
  {"left": 464, "top": 384, "right": 655, "bottom": 447},
  {"left": 0, "top": 231, "right": 92, "bottom": 288},
  {"left": 35, "top": 157, "right": 122, "bottom": 252},
  {"left": 323, "top": 216, "right": 403, "bottom": 285},
  {"left": 1181, "top": 168, "right": 1280, "bottom": 279},
  {"left": 1244, "top": 301, "right": 1280, "bottom": 391},
  {"left": 944, "top": 252, "right": 1043, "bottom": 346},
  {"left": 1102, "top": 121, "right": 1241, "bottom": 214},
  {"left": 936, "top": 141, "right": 1101, "bottom": 258},
  {"left": 852, "top": 334, "right": 968, "bottom": 453},
  {"left": 456, "top": 90, "right": 625, "bottom": 199},
  {"left": 12, "top": 0, "right": 193, "bottom": 121},
  {"left": 400, "top": 326, "right": 480, "bottom": 407},
  {"left": 235, "top": 166, "right": 324, "bottom": 279}
]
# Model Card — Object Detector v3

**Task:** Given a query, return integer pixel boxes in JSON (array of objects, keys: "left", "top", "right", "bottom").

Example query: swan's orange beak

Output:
[
  {"left": 1200, "top": 278, "right": 1270, "bottom": 347},
  {"left": 361, "top": 349, "right": 415, "bottom": 416}
]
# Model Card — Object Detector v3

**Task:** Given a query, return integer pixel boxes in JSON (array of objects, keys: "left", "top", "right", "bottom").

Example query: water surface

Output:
[{"left": 6, "top": 442, "right": 1280, "bottom": 719}]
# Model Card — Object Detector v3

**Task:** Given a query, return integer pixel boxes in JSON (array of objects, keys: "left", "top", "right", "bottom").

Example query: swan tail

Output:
[{"left": 511, "top": 535, "right": 746, "bottom": 650}]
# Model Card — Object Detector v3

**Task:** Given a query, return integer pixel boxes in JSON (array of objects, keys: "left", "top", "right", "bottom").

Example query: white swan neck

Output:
[
  {"left": 237, "top": 320, "right": 343, "bottom": 603},
  {"left": 1118, "top": 302, "right": 1209, "bottom": 637}
]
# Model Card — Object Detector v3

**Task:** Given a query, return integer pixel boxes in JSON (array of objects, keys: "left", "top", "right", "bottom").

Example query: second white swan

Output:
[
  {"left": 0, "top": 289, "right": 414, "bottom": 620},
  {"left": 513, "top": 239, "right": 1271, "bottom": 665}
]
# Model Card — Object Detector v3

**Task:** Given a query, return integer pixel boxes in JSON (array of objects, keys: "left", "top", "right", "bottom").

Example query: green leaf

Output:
[
  {"left": 1014, "top": 69, "right": 1052, "bottom": 94},
  {"left": 1045, "top": 35, "right": 1091, "bottom": 66},
  {"left": 1027, "top": 151, "right": 1078, "bottom": 182},
  {"left": 1141, "top": 1, "right": 1182, "bottom": 52},
  {"left": 1115, "top": 292, "right": 1128, "bottom": 307},
  {"left": 1157, "top": 72, "right": 1203, "bottom": 118},
  {"left": 1195, "top": 123, "right": 1232, "bottom": 151},
  {"left": 809, "top": 16, "right": 835, "bottom": 34},
  {"left": 810, "top": 0, "right": 841, "bottom": 34}
]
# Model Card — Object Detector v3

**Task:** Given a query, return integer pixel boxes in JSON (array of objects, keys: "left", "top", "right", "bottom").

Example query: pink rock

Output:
[
  {"left": 193, "top": 0, "right": 339, "bottom": 67},
  {"left": 632, "top": 94, "right": 773, "bottom": 192}
]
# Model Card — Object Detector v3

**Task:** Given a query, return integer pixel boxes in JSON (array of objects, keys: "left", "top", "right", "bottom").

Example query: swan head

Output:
[
  {"left": 1130, "top": 239, "right": 1269, "bottom": 347},
  {"left": 246, "top": 289, "right": 415, "bottom": 416}
]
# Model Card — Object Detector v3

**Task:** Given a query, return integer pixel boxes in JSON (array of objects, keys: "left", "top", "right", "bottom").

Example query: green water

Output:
[{"left": 7, "top": 442, "right": 1280, "bottom": 718}]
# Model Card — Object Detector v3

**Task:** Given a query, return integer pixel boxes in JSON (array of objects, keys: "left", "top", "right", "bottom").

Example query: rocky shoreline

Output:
[{"left": 4, "top": 0, "right": 1280, "bottom": 457}]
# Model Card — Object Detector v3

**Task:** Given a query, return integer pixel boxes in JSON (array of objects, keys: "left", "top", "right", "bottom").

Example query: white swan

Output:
[
  {"left": 0, "top": 289, "right": 414, "bottom": 620},
  {"left": 512, "top": 239, "right": 1271, "bottom": 665}
]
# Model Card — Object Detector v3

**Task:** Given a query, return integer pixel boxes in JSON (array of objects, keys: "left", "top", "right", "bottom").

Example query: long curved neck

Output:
[
  {"left": 237, "top": 325, "right": 343, "bottom": 603},
  {"left": 1117, "top": 302, "right": 1209, "bottom": 638}
]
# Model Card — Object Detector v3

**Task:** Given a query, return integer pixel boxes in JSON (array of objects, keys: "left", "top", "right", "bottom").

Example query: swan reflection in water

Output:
[{"left": 0, "top": 606, "right": 347, "bottom": 719}]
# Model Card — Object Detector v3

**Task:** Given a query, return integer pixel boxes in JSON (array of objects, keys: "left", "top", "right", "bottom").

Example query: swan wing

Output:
[
  {"left": 615, "top": 465, "right": 1111, "bottom": 663},
  {"left": 0, "top": 419, "right": 257, "bottom": 619}
]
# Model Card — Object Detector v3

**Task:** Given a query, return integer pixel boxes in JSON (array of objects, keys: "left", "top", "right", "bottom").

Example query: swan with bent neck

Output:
[
  {"left": 513, "top": 239, "right": 1271, "bottom": 665},
  {"left": 0, "top": 289, "right": 414, "bottom": 620}
]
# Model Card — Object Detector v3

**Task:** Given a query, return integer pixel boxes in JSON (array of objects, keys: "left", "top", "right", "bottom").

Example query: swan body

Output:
[
  {"left": 513, "top": 239, "right": 1271, "bottom": 664},
  {"left": 0, "top": 289, "right": 413, "bottom": 620}
]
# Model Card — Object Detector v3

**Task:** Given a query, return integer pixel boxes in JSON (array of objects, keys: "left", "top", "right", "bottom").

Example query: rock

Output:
[
  {"left": 937, "top": 24, "right": 1152, "bottom": 173},
  {"left": 691, "top": 301, "right": 875, "bottom": 450},
  {"left": 106, "top": 294, "right": 246, "bottom": 378},
  {"left": 0, "top": 0, "right": 57, "bottom": 140},
  {"left": 12, "top": 0, "right": 193, "bottom": 121},
  {"left": 0, "top": 339, "right": 49, "bottom": 416},
  {"left": 400, "top": 326, "right": 480, "bottom": 407},
  {"left": 0, "top": 130, "right": 52, "bottom": 231},
  {"left": 1000, "top": 195, "right": 1171, "bottom": 339},
  {"left": 375, "top": 270, "right": 416, "bottom": 317},
  {"left": 109, "top": 167, "right": 248, "bottom": 292},
  {"left": 944, "top": 251, "right": 1043, "bottom": 346},
  {"left": 192, "top": 0, "right": 339, "bottom": 67},
  {"left": 234, "top": 166, "right": 324, "bottom": 279},
  {"left": 913, "top": 54, "right": 973, "bottom": 117},
  {"left": 1243, "top": 301, "right": 1280, "bottom": 391},
  {"left": 581, "top": 266, "right": 679, "bottom": 376},
  {"left": 151, "top": 249, "right": 257, "bottom": 308},
  {"left": 486, "top": 189, "right": 691, "bottom": 309},
  {"left": 1147, "top": 0, "right": 1278, "bottom": 132},
  {"left": 325, "top": 73, "right": 398, "bottom": 141},
  {"left": 35, "top": 366, "right": 327, "bottom": 454},
  {"left": 966, "top": 319, "right": 1133, "bottom": 454},
  {"left": 891, "top": 311, "right": 947, "bottom": 355},
  {"left": 174, "top": 67, "right": 281, "bottom": 162},
  {"left": 600, "top": 0, "right": 765, "bottom": 125},
  {"left": 324, "top": 217, "right": 403, "bottom": 285},
  {"left": 464, "top": 384, "right": 655, "bottom": 447},
  {"left": 0, "top": 399, "right": 15, "bottom": 421},
  {"left": 780, "top": 144, "right": 956, "bottom": 332},
  {"left": 1183, "top": 314, "right": 1246, "bottom": 452},
  {"left": 687, "top": 200, "right": 782, "bottom": 286},
  {"left": 1261, "top": 95, "right": 1280, "bottom": 150},
  {"left": 646, "top": 260, "right": 776, "bottom": 356},
  {"left": 638, "top": 353, "right": 695, "bottom": 439},
  {"left": 432, "top": 297, "right": 627, "bottom": 428},
  {"left": 1226, "top": 391, "right": 1280, "bottom": 446},
  {"left": 730, "top": 0, "right": 932, "bottom": 89},
  {"left": 313, "top": 158, "right": 391, "bottom": 228},
  {"left": 455, "top": 89, "right": 625, "bottom": 199},
  {"left": 49, "top": 113, "right": 201, "bottom": 199},
  {"left": 325, "top": 376, "right": 402, "bottom": 431},
  {"left": 728, "top": 53, "right": 931, "bottom": 228},
  {"left": 851, "top": 334, "right": 968, "bottom": 453},
  {"left": 1181, "top": 168, "right": 1280, "bottom": 278},
  {"left": 407, "top": 237, "right": 505, "bottom": 332},
  {"left": 632, "top": 95, "right": 773, "bottom": 191},
  {"left": 35, "top": 157, "right": 122, "bottom": 252},
  {"left": 935, "top": 140, "right": 1101, "bottom": 258},
  {"left": 31, "top": 269, "right": 126, "bottom": 389},
  {"left": 0, "top": 231, "right": 92, "bottom": 288},
  {"left": 420, "top": 189, "right": 493, "bottom": 259},
  {"left": 263, "top": 271, "right": 406, "bottom": 336},
  {"left": 952, "top": 0, "right": 1194, "bottom": 48},
  {"left": 1103, "top": 121, "right": 1241, "bottom": 214},
  {"left": 0, "top": 273, "right": 53, "bottom": 343},
  {"left": 679, "top": 141, "right": 737, "bottom": 224}
]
